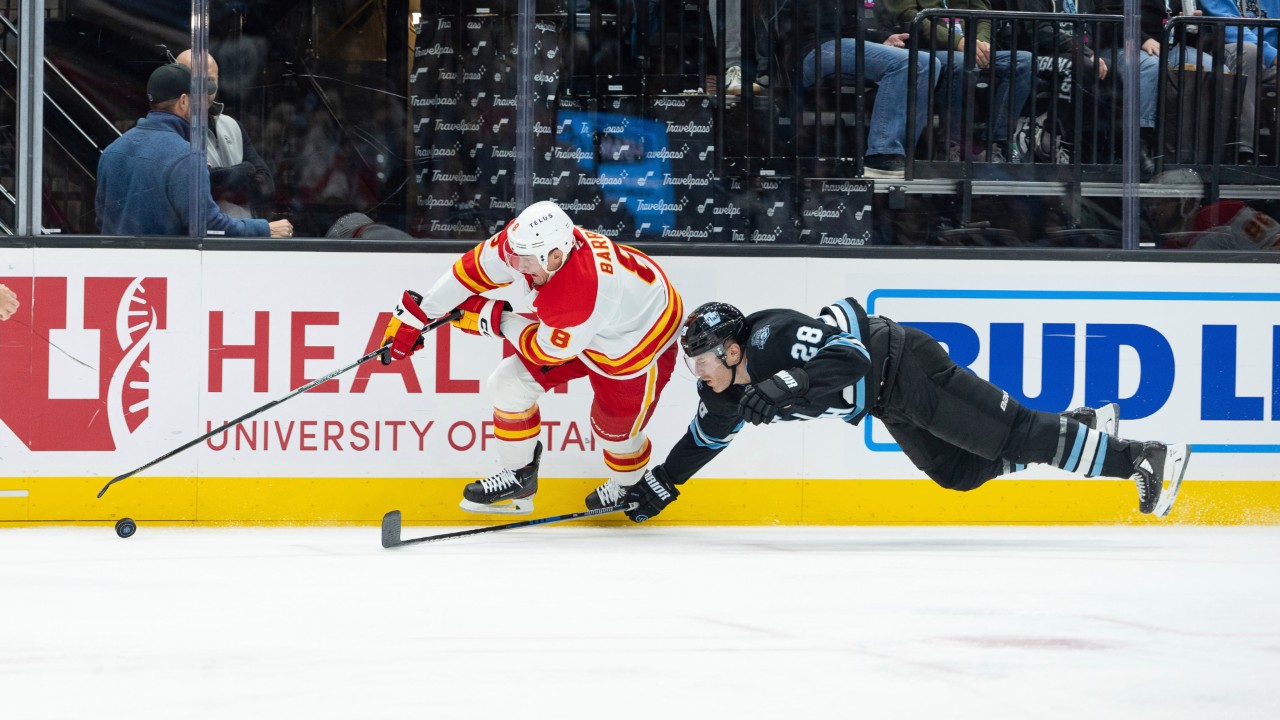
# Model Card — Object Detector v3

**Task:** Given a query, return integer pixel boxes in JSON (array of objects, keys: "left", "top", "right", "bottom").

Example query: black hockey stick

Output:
[
  {"left": 97, "top": 309, "right": 461, "bottom": 498},
  {"left": 381, "top": 503, "right": 637, "bottom": 548}
]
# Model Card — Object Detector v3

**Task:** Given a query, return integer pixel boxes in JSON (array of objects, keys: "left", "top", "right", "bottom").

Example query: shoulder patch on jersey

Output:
[
  {"left": 531, "top": 240, "right": 598, "bottom": 328},
  {"left": 750, "top": 325, "right": 771, "bottom": 349}
]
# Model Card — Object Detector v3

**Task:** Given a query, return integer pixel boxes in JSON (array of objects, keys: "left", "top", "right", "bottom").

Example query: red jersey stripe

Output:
[{"left": 452, "top": 245, "right": 505, "bottom": 294}]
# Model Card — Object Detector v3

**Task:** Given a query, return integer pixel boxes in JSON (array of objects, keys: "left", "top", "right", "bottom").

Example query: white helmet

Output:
[{"left": 505, "top": 200, "right": 576, "bottom": 272}]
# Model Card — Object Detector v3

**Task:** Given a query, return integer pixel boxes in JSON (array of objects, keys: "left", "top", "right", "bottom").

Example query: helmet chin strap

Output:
[
  {"left": 717, "top": 343, "right": 746, "bottom": 384},
  {"left": 537, "top": 245, "right": 571, "bottom": 281}
]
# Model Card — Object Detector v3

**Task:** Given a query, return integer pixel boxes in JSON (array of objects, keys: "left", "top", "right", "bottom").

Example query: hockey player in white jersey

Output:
[
  {"left": 619, "top": 299, "right": 1189, "bottom": 523},
  {"left": 381, "top": 200, "right": 684, "bottom": 514}
]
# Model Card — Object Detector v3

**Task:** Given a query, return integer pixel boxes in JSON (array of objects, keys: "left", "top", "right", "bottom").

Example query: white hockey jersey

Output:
[{"left": 421, "top": 225, "right": 684, "bottom": 379}]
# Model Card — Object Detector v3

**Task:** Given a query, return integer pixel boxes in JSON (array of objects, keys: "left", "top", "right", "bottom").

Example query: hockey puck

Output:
[{"left": 115, "top": 517, "right": 137, "bottom": 539}]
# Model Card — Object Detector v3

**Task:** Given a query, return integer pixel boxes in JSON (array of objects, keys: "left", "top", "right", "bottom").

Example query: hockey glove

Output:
[
  {"left": 451, "top": 295, "right": 510, "bottom": 338},
  {"left": 381, "top": 290, "right": 431, "bottom": 363},
  {"left": 623, "top": 465, "right": 680, "bottom": 523},
  {"left": 738, "top": 368, "right": 810, "bottom": 425}
]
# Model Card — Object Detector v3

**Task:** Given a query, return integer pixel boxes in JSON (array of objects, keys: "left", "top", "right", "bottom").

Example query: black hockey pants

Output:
[{"left": 874, "top": 323, "right": 1068, "bottom": 491}]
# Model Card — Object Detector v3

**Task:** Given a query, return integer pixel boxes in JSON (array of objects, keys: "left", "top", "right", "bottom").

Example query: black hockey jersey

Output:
[{"left": 662, "top": 298, "right": 893, "bottom": 484}]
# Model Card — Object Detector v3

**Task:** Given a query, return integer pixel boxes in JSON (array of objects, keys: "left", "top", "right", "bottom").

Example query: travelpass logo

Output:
[
  {"left": 0, "top": 276, "right": 167, "bottom": 451},
  {"left": 865, "top": 288, "right": 1280, "bottom": 454}
]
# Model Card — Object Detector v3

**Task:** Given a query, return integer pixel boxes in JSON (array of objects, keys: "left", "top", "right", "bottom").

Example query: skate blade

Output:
[
  {"left": 458, "top": 498, "right": 534, "bottom": 515},
  {"left": 1154, "top": 444, "right": 1192, "bottom": 518}
]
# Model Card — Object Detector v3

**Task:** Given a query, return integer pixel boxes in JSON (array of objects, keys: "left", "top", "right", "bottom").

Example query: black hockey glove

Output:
[
  {"left": 738, "top": 368, "right": 810, "bottom": 425},
  {"left": 623, "top": 465, "right": 680, "bottom": 523}
]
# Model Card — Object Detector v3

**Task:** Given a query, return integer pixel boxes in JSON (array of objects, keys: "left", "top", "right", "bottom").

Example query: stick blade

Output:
[
  {"left": 97, "top": 477, "right": 123, "bottom": 498},
  {"left": 381, "top": 510, "right": 403, "bottom": 548}
]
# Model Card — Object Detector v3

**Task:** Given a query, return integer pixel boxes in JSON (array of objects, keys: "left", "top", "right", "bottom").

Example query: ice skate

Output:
[
  {"left": 1131, "top": 441, "right": 1191, "bottom": 516},
  {"left": 585, "top": 477, "right": 629, "bottom": 511},
  {"left": 460, "top": 442, "right": 541, "bottom": 515},
  {"left": 1066, "top": 402, "right": 1120, "bottom": 437}
]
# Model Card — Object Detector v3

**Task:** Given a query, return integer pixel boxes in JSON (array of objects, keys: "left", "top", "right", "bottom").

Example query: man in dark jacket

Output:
[
  {"left": 993, "top": 0, "right": 1107, "bottom": 79},
  {"left": 95, "top": 63, "right": 291, "bottom": 237},
  {"left": 620, "top": 299, "right": 1190, "bottom": 523},
  {"left": 993, "top": 0, "right": 1110, "bottom": 164},
  {"left": 176, "top": 49, "right": 276, "bottom": 219}
]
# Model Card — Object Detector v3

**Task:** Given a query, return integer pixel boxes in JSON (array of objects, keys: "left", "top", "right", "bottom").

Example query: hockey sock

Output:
[
  {"left": 494, "top": 405, "right": 541, "bottom": 468},
  {"left": 999, "top": 458, "right": 1028, "bottom": 476},
  {"left": 600, "top": 435, "right": 652, "bottom": 486},
  {"left": 1049, "top": 417, "right": 1106, "bottom": 476}
]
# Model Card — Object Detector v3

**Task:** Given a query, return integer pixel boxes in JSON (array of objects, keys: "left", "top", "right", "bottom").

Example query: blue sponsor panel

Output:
[
  {"left": 863, "top": 289, "right": 1280, "bottom": 454},
  {"left": 554, "top": 110, "right": 676, "bottom": 237}
]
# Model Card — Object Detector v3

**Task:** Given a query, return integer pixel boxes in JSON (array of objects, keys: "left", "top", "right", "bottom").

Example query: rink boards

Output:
[{"left": 1, "top": 248, "right": 1278, "bottom": 525}]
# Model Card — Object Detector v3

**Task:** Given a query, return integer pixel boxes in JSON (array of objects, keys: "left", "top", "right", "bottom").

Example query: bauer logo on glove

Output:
[
  {"left": 738, "top": 368, "right": 810, "bottom": 425},
  {"left": 382, "top": 290, "right": 430, "bottom": 363},
  {"left": 623, "top": 466, "right": 680, "bottom": 523}
]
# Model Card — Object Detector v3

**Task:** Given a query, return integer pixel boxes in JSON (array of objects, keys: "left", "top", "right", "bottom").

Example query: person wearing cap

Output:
[
  {"left": 379, "top": 200, "right": 685, "bottom": 516},
  {"left": 175, "top": 49, "right": 275, "bottom": 220},
  {"left": 615, "top": 298, "right": 1192, "bottom": 524},
  {"left": 95, "top": 62, "right": 291, "bottom": 237}
]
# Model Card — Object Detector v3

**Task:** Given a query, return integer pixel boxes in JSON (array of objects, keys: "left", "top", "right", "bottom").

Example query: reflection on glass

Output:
[
  {"left": 1, "top": 6, "right": 21, "bottom": 234},
  {"left": 12, "top": 1, "right": 1271, "bottom": 246},
  {"left": 39, "top": 2, "right": 180, "bottom": 235}
]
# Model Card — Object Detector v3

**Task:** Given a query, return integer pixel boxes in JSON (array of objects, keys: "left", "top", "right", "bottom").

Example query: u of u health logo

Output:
[{"left": 0, "top": 276, "right": 167, "bottom": 451}]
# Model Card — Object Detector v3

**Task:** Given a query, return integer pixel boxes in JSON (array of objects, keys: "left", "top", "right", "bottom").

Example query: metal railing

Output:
[
  {"left": 1158, "top": 16, "right": 1280, "bottom": 189},
  {"left": 905, "top": 9, "right": 1121, "bottom": 181},
  {"left": 6, "top": 1, "right": 1276, "bottom": 245},
  {"left": 0, "top": 12, "right": 121, "bottom": 234}
]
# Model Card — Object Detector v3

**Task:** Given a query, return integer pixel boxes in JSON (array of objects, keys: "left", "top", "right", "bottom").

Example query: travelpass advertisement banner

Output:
[{"left": 0, "top": 249, "right": 1277, "bottom": 487}]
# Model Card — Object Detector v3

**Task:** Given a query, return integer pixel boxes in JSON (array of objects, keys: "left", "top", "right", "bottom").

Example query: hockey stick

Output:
[
  {"left": 380, "top": 503, "right": 637, "bottom": 548},
  {"left": 97, "top": 309, "right": 461, "bottom": 498}
]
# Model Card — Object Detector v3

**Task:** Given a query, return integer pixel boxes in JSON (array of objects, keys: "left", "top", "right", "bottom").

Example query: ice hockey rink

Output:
[{"left": 3, "top": 524, "right": 1277, "bottom": 720}]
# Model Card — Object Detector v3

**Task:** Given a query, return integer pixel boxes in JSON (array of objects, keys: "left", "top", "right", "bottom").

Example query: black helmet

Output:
[{"left": 680, "top": 302, "right": 747, "bottom": 356}]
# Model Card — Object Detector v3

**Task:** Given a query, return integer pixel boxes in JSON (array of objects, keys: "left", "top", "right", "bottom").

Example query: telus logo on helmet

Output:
[{"left": 0, "top": 277, "right": 167, "bottom": 451}]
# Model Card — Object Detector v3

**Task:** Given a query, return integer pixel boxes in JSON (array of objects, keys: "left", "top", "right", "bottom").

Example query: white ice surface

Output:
[{"left": 2, "top": 525, "right": 1278, "bottom": 720}]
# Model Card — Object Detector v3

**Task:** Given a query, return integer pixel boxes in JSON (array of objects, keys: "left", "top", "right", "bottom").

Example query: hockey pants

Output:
[{"left": 875, "top": 324, "right": 1100, "bottom": 491}]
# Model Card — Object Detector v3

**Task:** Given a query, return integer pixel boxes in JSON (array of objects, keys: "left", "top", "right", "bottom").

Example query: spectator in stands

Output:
[
  {"left": 795, "top": 0, "right": 944, "bottom": 178},
  {"left": 1198, "top": 0, "right": 1279, "bottom": 161},
  {"left": 1094, "top": 0, "right": 1214, "bottom": 173},
  {"left": 0, "top": 283, "right": 17, "bottom": 322},
  {"left": 709, "top": 0, "right": 767, "bottom": 95},
  {"left": 95, "top": 63, "right": 292, "bottom": 237},
  {"left": 995, "top": 0, "right": 1106, "bottom": 76},
  {"left": 176, "top": 49, "right": 276, "bottom": 219},
  {"left": 993, "top": 0, "right": 1108, "bottom": 164},
  {"left": 878, "top": 0, "right": 1034, "bottom": 162}
]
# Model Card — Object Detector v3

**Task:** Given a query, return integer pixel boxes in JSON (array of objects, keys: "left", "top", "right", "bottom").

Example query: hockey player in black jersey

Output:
[{"left": 619, "top": 299, "right": 1190, "bottom": 523}]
